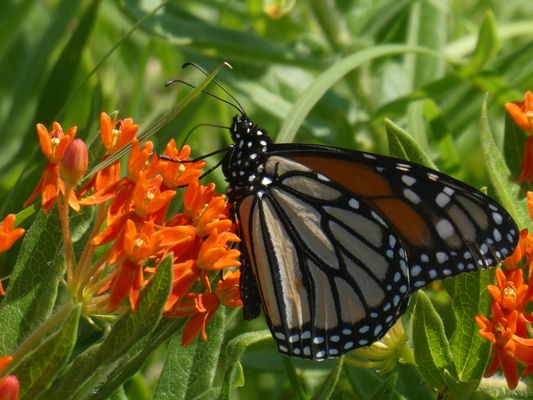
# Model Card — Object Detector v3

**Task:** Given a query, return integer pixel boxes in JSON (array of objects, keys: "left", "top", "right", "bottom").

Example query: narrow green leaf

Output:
[
  {"left": 44, "top": 254, "right": 173, "bottom": 400},
  {"left": 503, "top": 111, "right": 526, "bottom": 181},
  {"left": 460, "top": 11, "right": 500, "bottom": 77},
  {"left": 12, "top": 304, "right": 81, "bottom": 400},
  {"left": 449, "top": 270, "right": 493, "bottom": 383},
  {"left": 312, "top": 357, "right": 344, "bottom": 400},
  {"left": 153, "top": 309, "right": 225, "bottom": 400},
  {"left": 412, "top": 291, "right": 457, "bottom": 391},
  {"left": 34, "top": 0, "right": 101, "bottom": 123},
  {"left": 479, "top": 96, "right": 529, "bottom": 228},
  {"left": 218, "top": 330, "right": 273, "bottom": 400},
  {"left": 278, "top": 44, "right": 450, "bottom": 143},
  {"left": 385, "top": 118, "right": 437, "bottom": 169},
  {"left": 0, "top": 207, "right": 92, "bottom": 354}
]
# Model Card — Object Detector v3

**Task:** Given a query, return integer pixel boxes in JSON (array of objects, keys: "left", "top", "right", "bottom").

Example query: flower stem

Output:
[{"left": 58, "top": 191, "right": 74, "bottom": 283}]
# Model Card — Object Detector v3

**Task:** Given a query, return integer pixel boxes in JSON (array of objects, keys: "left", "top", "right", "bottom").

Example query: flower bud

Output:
[
  {"left": 60, "top": 138, "right": 88, "bottom": 187},
  {"left": 0, "top": 375, "right": 19, "bottom": 400}
]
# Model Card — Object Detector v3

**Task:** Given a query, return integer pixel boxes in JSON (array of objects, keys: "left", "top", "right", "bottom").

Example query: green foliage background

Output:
[{"left": 1, "top": 0, "right": 533, "bottom": 399}]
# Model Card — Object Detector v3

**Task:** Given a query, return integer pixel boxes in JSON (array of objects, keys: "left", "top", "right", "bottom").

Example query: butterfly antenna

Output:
[
  {"left": 165, "top": 78, "right": 243, "bottom": 115},
  {"left": 182, "top": 61, "right": 246, "bottom": 115}
]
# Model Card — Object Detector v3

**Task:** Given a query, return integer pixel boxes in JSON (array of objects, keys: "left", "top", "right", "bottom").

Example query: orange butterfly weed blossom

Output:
[
  {"left": 474, "top": 91, "right": 533, "bottom": 390},
  {"left": 10, "top": 112, "right": 243, "bottom": 341}
]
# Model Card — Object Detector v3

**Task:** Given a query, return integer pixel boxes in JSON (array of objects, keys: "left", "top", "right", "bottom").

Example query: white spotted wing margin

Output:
[{"left": 237, "top": 146, "right": 518, "bottom": 361}]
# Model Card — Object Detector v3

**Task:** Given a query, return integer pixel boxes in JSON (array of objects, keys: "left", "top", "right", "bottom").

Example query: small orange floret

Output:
[{"left": 0, "top": 214, "right": 25, "bottom": 253}]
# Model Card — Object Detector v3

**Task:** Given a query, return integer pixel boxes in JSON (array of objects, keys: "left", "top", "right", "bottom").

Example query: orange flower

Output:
[
  {"left": 81, "top": 113, "right": 140, "bottom": 195},
  {"left": 156, "top": 141, "right": 205, "bottom": 188},
  {"left": 166, "top": 269, "right": 242, "bottom": 345},
  {"left": 506, "top": 91, "right": 533, "bottom": 184},
  {"left": 100, "top": 112, "right": 138, "bottom": 154},
  {"left": 131, "top": 173, "right": 175, "bottom": 219},
  {"left": 24, "top": 122, "right": 78, "bottom": 211},
  {"left": 476, "top": 306, "right": 521, "bottom": 389},
  {"left": 183, "top": 180, "right": 233, "bottom": 237},
  {"left": 505, "top": 91, "right": 533, "bottom": 135},
  {"left": 487, "top": 269, "right": 533, "bottom": 327},
  {"left": 107, "top": 220, "right": 162, "bottom": 310},
  {"left": 0, "top": 214, "right": 25, "bottom": 253},
  {"left": 0, "top": 214, "right": 25, "bottom": 296}
]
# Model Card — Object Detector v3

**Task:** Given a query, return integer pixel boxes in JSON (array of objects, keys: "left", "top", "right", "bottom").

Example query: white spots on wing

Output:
[
  {"left": 330, "top": 335, "right": 340, "bottom": 342},
  {"left": 421, "top": 254, "right": 429, "bottom": 263},
  {"left": 363, "top": 153, "right": 377, "bottom": 159},
  {"left": 275, "top": 332, "right": 286, "bottom": 340},
  {"left": 329, "top": 349, "right": 339, "bottom": 356},
  {"left": 317, "top": 173, "right": 330, "bottom": 182},
  {"left": 342, "top": 329, "right": 352, "bottom": 335},
  {"left": 428, "top": 269, "right": 437, "bottom": 279},
  {"left": 401, "top": 175, "right": 416, "bottom": 186},
  {"left": 411, "top": 265, "right": 422, "bottom": 277},
  {"left": 443, "top": 187, "right": 455, "bottom": 196},
  {"left": 316, "top": 350, "right": 326, "bottom": 358},
  {"left": 395, "top": 163, "right": 411, "bottom": 171},
  {"left": 436, "top": 218, "right": 455, "bottom": 240},
  {"left": 279, "top": 345, "right": 288, "bottom": 353},
  {"left": 427, "top": 172, "right": 439, "bottom": 181},
  {"left": 359, "top": 325, "right": 370, "bottom": 333},
  {"left": 492, "top": 212, "right": 503, "bottom": 225},
  {"left": 349, "top": 199, "right": 360, "bottom": 209},
  {"left": 436, "top": 252, "right": 449, "bottom": 264},
  {"left": 403, "top": 188, "right": 421, "bottom": 204},
  {"left": 313, "top": 336, "right": 324, "bottom": 344},
  {"left": 344, "top": 341, "right": 354, "bottom": 350},
  {"left": 289, "top": 334, "right": 299, "bottom": 343},
  {"left": 301, "top": 331, "right": 311, "bottom": 339},
  {"left": 436, "top": 192, "right": 451, "bottom": 208},
  {"left": 261, "top": 176, "right": 273, "bottom": 186}
]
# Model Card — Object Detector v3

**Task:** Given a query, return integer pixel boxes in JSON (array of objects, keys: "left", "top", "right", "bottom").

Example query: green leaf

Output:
[
  {"left": 460, "top": 11, "right": 500, "bottom": 77},
  {"left": 503, "top": 111, "right": 525, "bottom": 181},
  {"left": 448, "top": 270, "right": 493, "bottom": 384},
  {"left": 412, "top": 291, "right": 457, "bottom": 391},
  {"left": 385, "top": 118, "right": 437, "bottom": 169},
  {"left": 277, "top": 44, "right": 449, "bottom": 143},
  {"left": 218, "top": 330, "right": 273, "bottom": 400},
  {"left": 0, "top": 207, "right": 92, "bottom": 354},
  {"left": 33, "top": 0, "right": 101, "bottom": 124},
  {"left": 368, "top": 372, "right": 398, "bottom": 400},
  {"left": 12, "top": 303, "right": 81, "bottom": 400},
  {"left": 312, "top": 357, "right": 344, "bottom": 400},
  {"left": 44, "top": 254, "right": 173, "bottom": 400},
  {"left": 153, "top": 309, "right": 225, "bottom": 400},
  {"left": 479, "top": 96, "right": 529, "bottom": 228}
]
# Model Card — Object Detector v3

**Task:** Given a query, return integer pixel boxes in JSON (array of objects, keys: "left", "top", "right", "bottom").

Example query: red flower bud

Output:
[{"left": 60, "top": 138, "right": 88, "bottom": 187}]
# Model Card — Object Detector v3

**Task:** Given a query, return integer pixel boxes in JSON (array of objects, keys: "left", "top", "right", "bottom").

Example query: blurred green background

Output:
[{"left": 2, "top": 0, "right": 533, "bottom": 398}]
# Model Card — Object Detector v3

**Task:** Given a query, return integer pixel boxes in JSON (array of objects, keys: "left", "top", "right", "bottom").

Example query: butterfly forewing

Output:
[{"left": 224, "top": 115, "right": 519, "bottom": 361}]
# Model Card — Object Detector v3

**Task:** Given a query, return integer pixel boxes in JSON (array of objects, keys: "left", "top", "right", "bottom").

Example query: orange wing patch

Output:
[{"left": 287, "top": 154, "right": 431, "bottom": 247}]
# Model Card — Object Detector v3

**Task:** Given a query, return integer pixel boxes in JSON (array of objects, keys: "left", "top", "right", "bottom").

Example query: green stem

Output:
[{"left": 282, "top": 357, "right": 307, "bottom": 400}]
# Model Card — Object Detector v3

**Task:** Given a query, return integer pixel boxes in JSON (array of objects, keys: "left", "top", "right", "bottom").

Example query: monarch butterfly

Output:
[{"left": 220, "top": 113, "right": 518, "bottom": 361}]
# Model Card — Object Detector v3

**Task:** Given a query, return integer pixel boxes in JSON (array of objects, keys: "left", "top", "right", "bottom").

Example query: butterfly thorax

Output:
[{"left": 223, "top": 114, "right": 272, "bottom": 201}]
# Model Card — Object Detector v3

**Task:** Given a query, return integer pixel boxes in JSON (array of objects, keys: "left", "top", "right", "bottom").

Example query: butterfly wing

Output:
[{"left": 236, "top": 144, "right": 518, "bottom": 360}]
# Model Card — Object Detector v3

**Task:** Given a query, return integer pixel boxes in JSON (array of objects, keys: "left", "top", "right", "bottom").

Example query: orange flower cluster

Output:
[
  {"left": 475, "top": 196, "right": 533, "bottom": 389},
  {"left": 505, "top": 91, "right": 533, "bottom": 184},
  {"left": 21, "top": 112, "right": 242, "bottom": 346}
]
